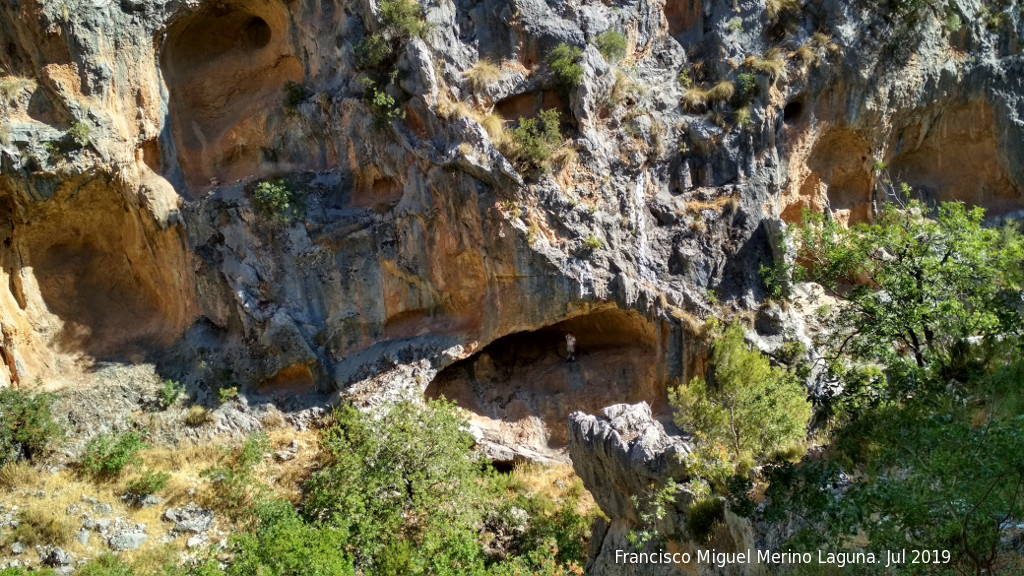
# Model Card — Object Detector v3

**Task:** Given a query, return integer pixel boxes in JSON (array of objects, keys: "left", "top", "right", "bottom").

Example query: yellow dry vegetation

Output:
[
  {"left": 505, "top": 462, "right": 599, "bottom": 517},
  {"left": 0, "top": 429, "right": 322, "bottom": 562}
]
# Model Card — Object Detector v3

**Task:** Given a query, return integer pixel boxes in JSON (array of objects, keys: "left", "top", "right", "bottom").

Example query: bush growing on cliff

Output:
[
  {"left": 252, "top": 180, "right": 301, "bottom": 222},
  {"left": 0, "top": 388, "right": 62, "bottom": 465},
  {"left": 592, "top": 30, "right": 626, "bottom": 63},
  {"left": 80, "top": 432, "right": 146, "bottom": 479},
  {"left": 546, "top": 44, "right": 584, "bottom": 92},
  {"left": 508, "top": 108, "right": 563, "bottom": 171}
]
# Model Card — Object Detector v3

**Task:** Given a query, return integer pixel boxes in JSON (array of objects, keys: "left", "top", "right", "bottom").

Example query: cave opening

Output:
[
  {"left": 426, "top": 308, "right": 664, "bottom": 462},
  {"left": 160, "top": 0, "right": 302, "bottom": 189},
  {"left": 17, "top": 182, "right": 193, "bottom": 361},
  {"left": 783, "top": 100, "right": 804, "bottom": 124}
]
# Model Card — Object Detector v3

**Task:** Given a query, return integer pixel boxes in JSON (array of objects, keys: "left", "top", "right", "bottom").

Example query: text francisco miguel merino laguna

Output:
[{"left": 615, "top": 548, "right": 947, "bottom": 568}]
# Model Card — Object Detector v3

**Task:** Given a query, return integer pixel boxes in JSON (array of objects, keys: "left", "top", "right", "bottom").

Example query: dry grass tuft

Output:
[
  {"left": 184, "top": 405, "right": 212, "bottom": 427},
  {"left": 681, "top": 87, "right": 709, "bottom": 112},
  {"left": 505, "top": 463, "right": 597, "bottom": 516},
  {"left": 609, "top": 70, "right": 638, "bottom": 108},
  {"left": 790, "top": 43, "right": 820, "bottom": 67},
  {"left": 480, "top": 111, "right": 508, "bottom": 145},
  {"left": 744, "top": 47, "right": 787, "bottom": 81},
  {"left": 12, "top": 505, "right": 78, "bottom": 547},
  {"left": 0, "top": 461, "right": 37, "bottom": 491},
  {"left": 260, "top": 409, "right": 286, "bottom": 431},
  {"left": 766, "top": 0, "right": 802, "bottom": 21},
  {"left": 463, "top": 59, "right": 503, "bottom": 93},
  {"left": 706, "top": 81, "right": 735, "bottom": 104}
]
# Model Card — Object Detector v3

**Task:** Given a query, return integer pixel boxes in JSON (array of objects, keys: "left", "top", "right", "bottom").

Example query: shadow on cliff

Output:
[{"left": 426, "top": 308, "right": 669, "bottom": 460}]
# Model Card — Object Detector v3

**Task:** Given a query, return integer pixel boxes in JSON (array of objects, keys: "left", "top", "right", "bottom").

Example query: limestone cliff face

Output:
[{"left": 0, "top": 0, "right": 1022, "bottom": 463}]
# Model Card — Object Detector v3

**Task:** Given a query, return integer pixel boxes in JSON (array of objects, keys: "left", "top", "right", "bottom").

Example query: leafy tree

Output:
[
  {"left": 252, "top": 180, "right": 301, "bottom": 222},
  {"left": 791, "top": 200, "right": 1024, "bottom": 403},
  {"left": 303, "top": 398, "right": 489, "bottom": 575},
  {"left": 670, "top": 324, "right": 811, "bottom": 468},
  {"left": 764, "top": 201, "right": 1024, "bottom": 575}
]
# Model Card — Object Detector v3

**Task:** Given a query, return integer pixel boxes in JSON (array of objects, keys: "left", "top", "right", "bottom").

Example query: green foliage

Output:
[
  {"left": 546, "top": 44, "right": 584, "bottom": 92},
  {"left": 685, "top": 497, "right": 724, "bottom": 542},
  {"left": 489, "top": 540, "right": 584, "bottom": 576},
  {"left": 766, "top": 200, "right": 1024, "bottom": 575},
  {"left": 159, "top": 379, "right": 185, "bottom": 409},
  {"left": 0, "top": 568, "right": 56, "bottom": 576},
  {"left": 735, "top": 72, "right": 758, "bottom": 102},
  {"left": 126, "top": 469, "right": 170, "bottom": 496},
  {"left": 509, "top": 108, "right": 563, "bottom": 171},
  {"left": 355, "top": 0, "right": 425, "bottom": 71},
  {"left": 80, "top": 432, "right": 146, "bottom": 479},
  {"left": 202, "top": 432, "right": 269, "bottom": 518},
  {"left": 592, "top": 30, "right": 626, "bottom": 63},
  {"left": 0, "top": 388, "right": 62, "bottom": 465},
  {"left": 791, "top": 201, "right": 1024, "bottom": 393},
  {"left": 303, "top": 399, "right": 487, "bottom": 575},
  {"left": 68, "top": 121, "right": 90, "bottom": 146},
  {"left": 670, "top": 324, "right": 811, "bottom": 469},
  {"left": 225, "top": 499, "right": 354, "bottom": 576},
  {"left": 77, "top": 554, "right": 135, "bottom": 576},
  {"left": 252, "top": 180, "right": 301, "bottom": 222},
  {"left": 582, "top": 235, "right": 604, "bottom": 251},
  {"left": 283, "top": 81, "right": 309, "bottom": 109},
  {"left": 727, "top": 17, "right": 743, "bottom": 33},
  {"left": 362, "top": 78, "right": 406, "bottom": 126},
  {"left": 217, "top": 385, "right": 239, "bottom": 404}
]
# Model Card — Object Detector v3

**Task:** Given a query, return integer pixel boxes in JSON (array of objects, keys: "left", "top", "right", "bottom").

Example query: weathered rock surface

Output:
[
  {"left": 570, "top": 403, "right": 759, "bottom": 576},
  {"left": 0, "top": 0, "right": 1023, "bottom": 561}
]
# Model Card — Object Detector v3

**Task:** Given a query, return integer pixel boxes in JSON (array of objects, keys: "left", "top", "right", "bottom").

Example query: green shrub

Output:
[
  {"left": 226, "top": 499, "right": 354, "bottom": 576},
  {"left": 509, "top": 108, "right": 563, "bottom": 171},
  {"left": 686, "top": 497, "right": 724, "bottom": 542},
  {"left": 362, "top": 79, "right": 405, "bottom": 126},
  {"left": 593, "top": 30, "right": 626, "bottom": 63},
  {"left": 0, "top": 568, "right": 54, "bottom": 576},
  {"left": 202, "top": 432, "right": 269, "bottom": 517},
  {"left": 669, "top": 324, "right": 811, "bottom": 467},
  {"left": 735, "top": 73, "right": 758, "bottom": 101},
  {"left": 252, "top": 180, "right": 301, "bottom": 221},
  {"left": 68, "top": 121, "right": 90, "bottom": 147},
  {"left": 80, "top": 432, "right": 146, "bottom": 479},
  {"left": 546, "top": 44, "right": 584, "bottom": 92},
  {"left": 0, "top": 387, "right": 62, "bottom": 465},
  {"left": 303, "top": 399, "right": 488, "bottom": 575},
  {"left": 126, "top": 469, "right": 170, "bottom": 496},
  {"left": 283, "top": 81, "right": 309, "bottom": 108},
  {"left": 218, "top": 385, "right": 239, "bottom": 404},
  {"left": 159, "top": 379, "right": 185, "bottom": 409},
  {"left": 582, "top": 236, "right": 604, "bottom": 251}
]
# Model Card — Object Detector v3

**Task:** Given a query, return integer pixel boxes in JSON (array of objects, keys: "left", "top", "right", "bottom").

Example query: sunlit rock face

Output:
[{"left": 0, "top": 0, "right": 1022, "bottom": 464}]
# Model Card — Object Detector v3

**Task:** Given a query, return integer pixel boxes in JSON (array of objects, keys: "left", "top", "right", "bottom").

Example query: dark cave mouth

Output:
[{"left": 426, "top": 308, "right": 664, "bottom": 458}]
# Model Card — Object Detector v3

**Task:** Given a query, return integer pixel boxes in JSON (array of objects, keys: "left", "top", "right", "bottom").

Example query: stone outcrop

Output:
[{"left": 569, "top": 403, "right": 760, "bottom": 576}]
